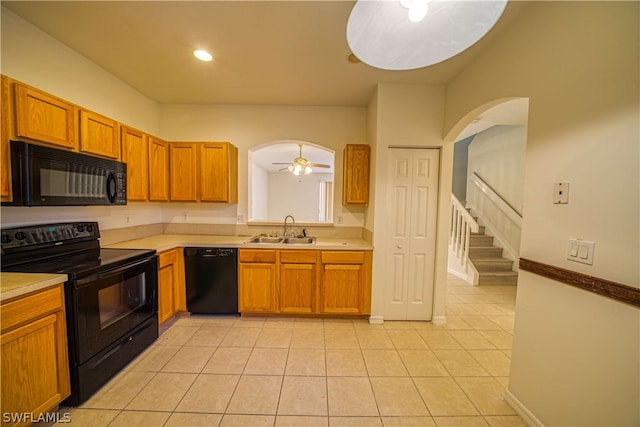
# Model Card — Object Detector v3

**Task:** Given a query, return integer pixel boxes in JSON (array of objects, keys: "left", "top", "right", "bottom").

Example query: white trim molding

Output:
[{"left": 504, "top": 389, "right": 545, "bottom": 427}]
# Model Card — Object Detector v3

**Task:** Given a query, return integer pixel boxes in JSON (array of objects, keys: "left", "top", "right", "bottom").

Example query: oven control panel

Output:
[{"left": 1, "top": 222, "right": 100, "bottom": 250}]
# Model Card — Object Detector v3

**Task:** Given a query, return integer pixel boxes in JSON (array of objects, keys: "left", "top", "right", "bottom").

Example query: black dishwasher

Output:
[{"left": 184, "top": 247, "right": 239, "bottom": 315}]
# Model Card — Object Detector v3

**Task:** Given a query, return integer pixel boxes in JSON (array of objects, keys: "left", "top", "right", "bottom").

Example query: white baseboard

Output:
[
  {"left": 432, "top": 315, "right": 447, "bottom": 326},
  {"left": 447, "top": 267, "right": 468, "bottom": 281},
  {"left": 368, "top": 315, "right": 384, "bottom": 325},
  {"left": 504, "top": 389, "right": 544, "bottom": 427}
]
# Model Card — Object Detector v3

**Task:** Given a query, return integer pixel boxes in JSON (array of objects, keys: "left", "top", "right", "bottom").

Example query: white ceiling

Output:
[{"left": 1, "top": 0, "right": 527, "bottom": 107}]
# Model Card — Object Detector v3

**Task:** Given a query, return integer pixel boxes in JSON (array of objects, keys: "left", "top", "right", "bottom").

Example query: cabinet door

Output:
[
  {"left": 1, "top": 284, "right": 70, "bottom": 419},
  {"left": 158, "top": 261, "right": 176, "bottom": 325},
  {"left": 320, "top": 263, "right": 364, "bottom": 314},
  {"left": 279, "top": 250, "right": 318, "bottom": 314},
  {"left": 1, "top": 312, "right": 70, "bottom": 420},
  {"left": 1, "top": 75, "right": 11, "bottom": 199},
  {"left": 238, "top": 263, "right": 277, "bottom": 313},
  {"left": 280, "top": 263, "right": 316, "bottom": 314},
  {"left": 169, "top": 143, "right": 198, "bottom": 201},
  {"left": 199, "top": 142, "right": 238, "bottom": 203},
  {"left": 148, "top": 137, "right": 170, "bottom": 201},
  {"left": 79, "top": 110, "right": 120, "bottom": 159},
  {"left": 14, "top": 82, "right": 77, "bottom": 150},
  {"left": 343, "top": 144, "right": 370, "bottom": 205},
  {"left": 320, "top": 251, "right": 372, "bottom": 315},
  {"left": 121, "top": 126, "right": 148, "bottom": 201}
]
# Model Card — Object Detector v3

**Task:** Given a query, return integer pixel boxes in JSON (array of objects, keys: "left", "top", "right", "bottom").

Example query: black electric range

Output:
[{"left": 1, "top": 222, "right": 159, "bottom": 406}]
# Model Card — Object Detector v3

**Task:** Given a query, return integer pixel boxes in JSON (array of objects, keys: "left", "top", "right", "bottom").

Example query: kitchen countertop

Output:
[
  {"left": 0, "top": 272, "right": 68, "bottom": 303},
  {"left": 106, "top": 234, "right": 373, "bottom": 252}
]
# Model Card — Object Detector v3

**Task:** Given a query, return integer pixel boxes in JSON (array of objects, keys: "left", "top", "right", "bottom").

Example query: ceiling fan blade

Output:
[
  {"left": 308, "top": 163, "right": 330, "bottom": 168},
  {"left": 278, "top": 167, "right": 288, "bottom": 172},
  {"left": 272, "top": 162, "right": 292, "bottom": 165}
]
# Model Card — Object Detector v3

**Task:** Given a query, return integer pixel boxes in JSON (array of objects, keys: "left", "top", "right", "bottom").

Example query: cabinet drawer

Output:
[
  {"left": 280, "top": 250, "right": 318, "bottom": 264},
  {"left": 158, "top": 249, "right": 178, "bottom": 268},
  {"left": 321, "top": 251, "right": 366, "bottom": 264},
  {"left": 239, "top": 249, "right": 277, "bottom": 263},
  {"left": 1, "top": 284, "right": 64, "bottom": 332}
]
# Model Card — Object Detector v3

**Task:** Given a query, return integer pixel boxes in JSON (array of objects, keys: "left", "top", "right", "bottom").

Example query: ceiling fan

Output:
[{"left": 273, "top": 144, "right": 330, "bottom": 175}]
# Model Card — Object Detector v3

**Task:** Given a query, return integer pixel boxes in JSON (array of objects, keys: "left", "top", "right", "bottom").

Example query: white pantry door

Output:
[{"left": 384, "top": 148, "right": 440, "bottom": 321}]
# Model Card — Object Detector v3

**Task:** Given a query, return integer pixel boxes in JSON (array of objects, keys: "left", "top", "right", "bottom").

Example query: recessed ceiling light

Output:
[{"left": 193, "top": 49, "right": 213, "bottom": 62}]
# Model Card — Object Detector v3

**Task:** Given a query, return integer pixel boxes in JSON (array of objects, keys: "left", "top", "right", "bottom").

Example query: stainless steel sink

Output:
[
  {"left": 246, "top": 236, "right": 283, "bottom": 244},
  {"left": 282, "top": 237, "right": 316, "bottom": 244}
]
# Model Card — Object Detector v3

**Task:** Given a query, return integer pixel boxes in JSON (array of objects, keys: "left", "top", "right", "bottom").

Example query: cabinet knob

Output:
[{"left": 397, "top": 244, "right": 403, "bottom": 249}]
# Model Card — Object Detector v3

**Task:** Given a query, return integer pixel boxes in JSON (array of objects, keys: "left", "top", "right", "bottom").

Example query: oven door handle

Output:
[{"left": 75, "top": 257, "right": 154, "bottom": 286}]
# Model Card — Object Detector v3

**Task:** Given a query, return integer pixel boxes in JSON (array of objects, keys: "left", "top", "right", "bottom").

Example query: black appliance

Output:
[
  {"left": 184, "top": 247, "right": 238, "bottom": 315},
  {"left": 1, "top": 222, "right": 157, "bottom": 406},
  {"left": 5, "top": 140, "right": 127, "bottom": 206}
]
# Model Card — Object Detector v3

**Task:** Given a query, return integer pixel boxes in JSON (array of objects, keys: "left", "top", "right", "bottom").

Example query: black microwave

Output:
[{"left": 5, "top": 141, "right": 127, "bottom": 206}]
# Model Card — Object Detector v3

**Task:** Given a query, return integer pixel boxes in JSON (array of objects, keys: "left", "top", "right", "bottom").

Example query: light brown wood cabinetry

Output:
[
  {"left": 13, "top": 81, "right": 78, "bottom": 150},
  {"left": 320, "top": 251, "right": 372, "bottom": 314},
  {"left": 169, "top": 142, "right": 238, "bottom": 203},
  {"left": 148, "top": 136, "right": 170, "bottom": 201},
  {"left": 238, "top": 249, "right": 278, "bottom": 313},
  {"left": 1, "top": 75, "right": 12, "bottom": 200},
  {"left": 238, "top": 249, "right": 371, "bottom": 316},
  {"left": 79, "top": 110, "right": 120, "bottom": 159},
  {"left": 343, "top": 144, "right": 370, "bottom": 205},
  {"left": 121, "top": 126, "right": 148, "bottom": 201},
  {"left": 279, "top": 250, "right": 318, "bottom": 314},
  {"left": 1, "top": 283, "right": 71, "bottom": 423},
  {"left": 157, "top": 248, "right": 186, "bottom": 325},
  {"left": 169, "top": 142, "right": 198, "bottom": 201},
  {"left": 199, "top": 142, "right": 238, "bottom": 203}
]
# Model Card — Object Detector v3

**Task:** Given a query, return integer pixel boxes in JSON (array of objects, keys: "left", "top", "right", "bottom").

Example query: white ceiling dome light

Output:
[{"left": 346, "top": 0, "right": 508, "bottom": 71}]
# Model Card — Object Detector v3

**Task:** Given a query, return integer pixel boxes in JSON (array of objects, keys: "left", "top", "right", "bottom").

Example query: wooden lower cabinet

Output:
[
  {"left": 238, "top": 250, "right": 277, "bottom": 313},
  {"left": 157, "top": 248, "right": 186, "bottom": 325},
  {"left": 1, "top": 283, "right": 71, "bottom": 426},
  {"left": 280, "top": 250, "right": 318, "bottom": 314},
  {"left": 238, "top": 249, "right": 371, "bottom": 315},
  {"left": 320, "top": 251, "right": 372, "bottom": 315}
]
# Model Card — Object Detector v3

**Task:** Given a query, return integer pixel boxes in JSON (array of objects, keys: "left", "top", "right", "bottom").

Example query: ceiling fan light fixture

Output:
[{"left": 346, "top": 0, "right": 508, "bottom": 70}]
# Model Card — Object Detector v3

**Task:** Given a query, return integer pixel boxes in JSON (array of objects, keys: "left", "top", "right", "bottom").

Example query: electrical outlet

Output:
[
  {"left": 337, "top": 215, "right": 343, "bottom": 224},
  {"left": 237, "top": 214, "right": 244, "bottom": 222},
  {"left": 182, "top": 212, "right": 189, "bottom": 222},
  {"left": 124, "top": 214, "right": 131, "bottom": 224},
  {"left": 553, "top": 182, "right": 570, "bottom": 204}
]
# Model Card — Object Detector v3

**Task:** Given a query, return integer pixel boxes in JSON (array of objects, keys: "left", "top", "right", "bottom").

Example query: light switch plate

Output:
[
  {"left": 567, "top": 238, "right": 595, "bottom": 265},
  {"left": 553, "top": 182, "right": 570, "bottom": 204}
]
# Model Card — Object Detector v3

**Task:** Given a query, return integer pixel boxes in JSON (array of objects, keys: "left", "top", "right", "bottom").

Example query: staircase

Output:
[{"left": 468, "top": 224, "right": 518, "bottom": 286}]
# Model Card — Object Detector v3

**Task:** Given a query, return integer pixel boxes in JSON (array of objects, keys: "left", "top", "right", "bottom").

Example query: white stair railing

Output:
[{"left": 450, "top": 194, "right": 479, "bottom": 267}]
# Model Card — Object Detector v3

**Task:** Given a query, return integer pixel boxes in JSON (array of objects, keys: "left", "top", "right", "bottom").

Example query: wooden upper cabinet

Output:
[
  {"left": 1, "top": 75, "right": 12, "bottom": 200},
  {"left": 120, "top": 126, "right": 148, "bottom": 201},
  {"left": 199, "top": 142, "right": 238, "bottom": 203},
  {"left": 13, "top": 82, "right": 77, "bottom": 150},
  {"left": 342, "top": 144, "right": 370, "bottom": 205},
  {"left": 79, "top": 109, "right": 120, "bottom": 159},
  {"left": 169, "top": 142, "right": 198, "bottom": 201},
  {"left": 148, "top": 136, "right": 170, "bottom": 201}
]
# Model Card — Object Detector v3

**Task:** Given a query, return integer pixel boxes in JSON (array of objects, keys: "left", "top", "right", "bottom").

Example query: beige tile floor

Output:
[{"left": 55, "top": 275, "right": 525, "bottom": 427}]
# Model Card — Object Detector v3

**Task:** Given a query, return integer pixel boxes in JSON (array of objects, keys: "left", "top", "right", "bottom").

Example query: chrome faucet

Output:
[{"left": 283, "top": 215, "right": 295, "bottom": 237}]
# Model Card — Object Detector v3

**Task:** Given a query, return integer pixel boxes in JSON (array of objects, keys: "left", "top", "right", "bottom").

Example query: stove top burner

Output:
[{"left": 1, "top": 222, "right": 155, "bottom": 279}]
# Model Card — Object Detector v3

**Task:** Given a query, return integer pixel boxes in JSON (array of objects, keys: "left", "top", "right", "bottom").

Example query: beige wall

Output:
[
  {"left": 368, "top": 83, "right": 451, "bottom": 323},
  {"left": 0, "top": 7, "right": 164, "bottom": 231},
  {"left": 159, "top": 104, "right": 367, "bottom": 227},
  {"left": 445, "top": 2, "right": 639, "bottom": 425}
]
